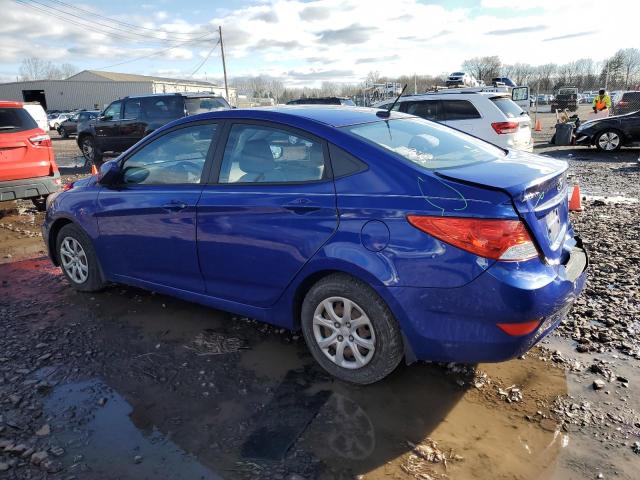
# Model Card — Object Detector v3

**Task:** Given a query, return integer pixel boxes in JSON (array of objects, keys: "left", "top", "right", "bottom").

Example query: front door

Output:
[
  {"left": 94, "top": 100, "right": 123, "bottom": 153},
  {"left": 95, "top": 122, "right": 219, "bottom": 292},
  {"left": 196, "top": 122, "right": 338, "bottom": 307}
]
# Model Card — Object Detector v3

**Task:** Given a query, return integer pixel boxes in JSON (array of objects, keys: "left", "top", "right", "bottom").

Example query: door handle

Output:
[
  {"left": 284, "top": 198, "right": 322, "bottom": 215},
  {"left": 162, "top": 201, "right": 188, "bottom": 212}
]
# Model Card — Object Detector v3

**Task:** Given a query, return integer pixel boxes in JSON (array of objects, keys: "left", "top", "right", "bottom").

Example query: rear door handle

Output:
[
  {"left": 162, "top": 201, "right": 188, "bottom": 212},
  {"left": 284, "top": 198, "right": 322, "bottom": 215}
]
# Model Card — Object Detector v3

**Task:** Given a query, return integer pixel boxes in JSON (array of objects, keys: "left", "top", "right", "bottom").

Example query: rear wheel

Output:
[
  {"left": 31, "top": 196, "right": 47, "bottom": 212},
  {"left": 56, "top": 223, "right": 105, "bottom": 292},
  {"left": 596, "top": 129, "right": 622, "bottom": 151},
  {"left": 58, "top": 127, "right": 68, "bottom": 138},
  {"left": 301, "top": 274, "right": 403, "bottom": 384}
]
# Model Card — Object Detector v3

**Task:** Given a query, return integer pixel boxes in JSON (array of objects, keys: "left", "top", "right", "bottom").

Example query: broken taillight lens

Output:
[{"left": 407, "top": 215, "right": 539, "bottom": 261}]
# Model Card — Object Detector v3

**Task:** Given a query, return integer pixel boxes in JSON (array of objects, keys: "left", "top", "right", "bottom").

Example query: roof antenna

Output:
[{"left": 376, "top": 83, "right": 407, "bottom": 118}]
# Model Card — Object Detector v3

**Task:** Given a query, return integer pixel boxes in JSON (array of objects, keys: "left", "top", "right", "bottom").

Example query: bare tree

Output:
[
  {"left": 619, "top": 48, "right": 640, "bottom": 88},
  {"left": 19, "top": 57, "right": 78, "bottom": 80},
  {"left": 461, "top": 56, "right": 501, "bottom": 83},
  {"left": 59, "top": 63, "right": 79, "bottom": 79}
]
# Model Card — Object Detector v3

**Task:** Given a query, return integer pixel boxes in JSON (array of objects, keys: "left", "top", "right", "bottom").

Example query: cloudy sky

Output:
[{"left": 0, "top": 0, "right": 637, "bottom": 85}]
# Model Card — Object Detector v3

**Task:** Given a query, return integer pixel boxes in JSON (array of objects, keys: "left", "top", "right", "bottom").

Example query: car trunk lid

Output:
[
  {"left": 0, "top": 129, "right": 52, "bottom": 182},
  {"left": 436, "top": 150, "right": 569, "bottom": 263}
]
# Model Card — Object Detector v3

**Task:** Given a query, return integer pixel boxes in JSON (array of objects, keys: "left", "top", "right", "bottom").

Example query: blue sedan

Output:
[{"left": 43, "top": 106, "right": 587, "bottom": 384}]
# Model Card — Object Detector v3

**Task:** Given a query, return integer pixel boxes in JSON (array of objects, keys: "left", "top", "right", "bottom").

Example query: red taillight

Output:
[
  {"left": 491, "top": 121, "right": 519, "bottom": 134},
  {"left": 617, "top": 101, "right": 628, "bottom": 106},
  {"left": 407, "top": 215, "right": 539, "bottom": 261},
  {"left": 28, "top": 134, "right": 52, "bottom": 147},
  {"left": 496, "top": 319, "right": 542, "bottom": 336}
]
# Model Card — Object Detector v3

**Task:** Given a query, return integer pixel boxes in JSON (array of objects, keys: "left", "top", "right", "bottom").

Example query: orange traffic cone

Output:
[
  {"left": 534, "top": 119, "right": 542, "bottom": 132},
  {"left": 569, "top": 184, "right": 584, "bottom": 211},
  {"left": 90, "top": 163, "right": 98, "bottom": 175}
]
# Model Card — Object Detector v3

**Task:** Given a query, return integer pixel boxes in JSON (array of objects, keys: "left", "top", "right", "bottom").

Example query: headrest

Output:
[{"left": 239, "top": 139, "right": 275, "bottom": 174}]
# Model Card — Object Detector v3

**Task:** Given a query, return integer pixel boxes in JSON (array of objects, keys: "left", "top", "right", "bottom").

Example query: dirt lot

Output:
[{"left": 0, "top": 126, "right": 638, "bottom": 479}]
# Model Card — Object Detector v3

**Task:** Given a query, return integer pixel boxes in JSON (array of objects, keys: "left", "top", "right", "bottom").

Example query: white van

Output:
[
  {"left": 373, "top": 91, "right": 533, "bottom": 152},
  {"left": 22, "top": 103, "right": 49, "bottom": 132}
]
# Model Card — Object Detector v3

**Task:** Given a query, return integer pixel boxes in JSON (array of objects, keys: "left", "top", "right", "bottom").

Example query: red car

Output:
[{"left": 0, "top": 101, "right": 61, "bottom": 211}]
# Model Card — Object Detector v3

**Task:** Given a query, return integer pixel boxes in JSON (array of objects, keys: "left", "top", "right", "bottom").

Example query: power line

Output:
[
  {"left": 94, "top": 32, "right": 220, "bottom": 70},
  {"left": 188, "top": 39, "right": 221, "bottom": 78},
  {"left": 42, "top": 0, "right": 208, "bottom": 38},
  {"left": 15, "top": 0, "right": 209, "bottom": 46}
]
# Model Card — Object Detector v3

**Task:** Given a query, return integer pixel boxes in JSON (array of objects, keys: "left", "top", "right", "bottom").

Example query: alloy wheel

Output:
[
  {"left": 60, "top": 236, "right": 89, "bottom": 284},
  {"left": 598, "top": 132, "right": 620, "bottom": 151},
  {"left": 312, "top": 297, "right": 376, "bottom": 369}
]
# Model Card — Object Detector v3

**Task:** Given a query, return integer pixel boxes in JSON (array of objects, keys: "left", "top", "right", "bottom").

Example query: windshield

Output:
[
  {"left": 451, "top": 72, "right": 465, "bottom": 76},
  {"left": 491, "top": 97, "right": 525, "bottom": 118},
  {"left": 184, "top": 97, "right": 229, "bottom": 115},
  {"left": 340, "top": 99, "right": 356, "bottom": 106},
  {"left": 343, "top": 117, "right": 504, "bottom": 170}
]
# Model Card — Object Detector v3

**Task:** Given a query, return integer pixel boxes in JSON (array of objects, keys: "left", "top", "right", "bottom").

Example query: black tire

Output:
[
  {"left": 301, "top": 273, "right": 403, "bottom": 384},
  {"left": 595, "top": 129, "right": 623, "bottom": 151},
  {"left": 55, "top": 223, "right": 106, "bottom": 292},
  {"left": 31, "top": 196, "right": 47, "bottom": 212},
  {"left": 80, "top": 135, "right": 103, "bottom": 164},
  {"left": 58, "top": 127, "right": 68, "bottom": 138}
]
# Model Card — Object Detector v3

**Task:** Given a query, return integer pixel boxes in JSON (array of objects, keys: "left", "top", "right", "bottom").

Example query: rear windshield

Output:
[
  {"left": 0, "top": 108, "right": 38, "bottom": 133},
  {"left": 184, "top": 97, "right": 229, "bottom": 115},
  {"left": 343, "top": 117, "right": 503, "bottom": 170},
  {"left": 490, "top": 97, "right": 525, "bottom": 118}
]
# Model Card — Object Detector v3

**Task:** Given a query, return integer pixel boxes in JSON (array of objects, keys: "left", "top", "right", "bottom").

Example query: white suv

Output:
[{"left": 373, "top": 92, "right": 533, "bottom": 152}]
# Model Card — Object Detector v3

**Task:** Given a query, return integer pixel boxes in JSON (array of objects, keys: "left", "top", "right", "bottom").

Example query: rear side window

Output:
[
  {"left": 329, "top": 144, "right": 368, "bottom": 178},
  {"left": 621, "top": 92, "right": 640, "bottom": 110},
  {"left": 184, "top": 97, "right": 229, "bottom": 115},
  {"left": 441, "top": 100, "right": 481, "bottom": 121},
  {"left": 403, "top": 101, "right": 441, "bottom": 121},
  {"left": 0, "top": 108, "right": 38, "bottom": 132},
  {"left": 490, "top": 97, "right": 524, "bottom": 118},
  {"left": 142, "top": 97, "right": 184, "bottom": 120}
]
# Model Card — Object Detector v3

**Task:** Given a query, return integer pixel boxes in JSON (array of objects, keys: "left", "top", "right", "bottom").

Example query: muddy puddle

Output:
[{"left": 1, "top": 258, "right": 573, "bottom": 479}]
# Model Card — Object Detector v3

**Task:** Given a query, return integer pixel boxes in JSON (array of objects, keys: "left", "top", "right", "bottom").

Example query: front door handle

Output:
[
  {"left": 284, "top": 198, "right": 321, "bottom": 215},
  {"left": 162, "top": 201, "right": 188, "bottom": 212}
]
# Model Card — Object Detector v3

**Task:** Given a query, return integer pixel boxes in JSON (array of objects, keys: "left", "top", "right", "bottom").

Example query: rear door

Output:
[
  {"left": 94, "top": 100, "right": 123, "bottom": 152},
  {"left": 196, "top": 121, "right": 338, "bottom": 307},
  {"left": 0, "top": 107, "right": 50, "bottom": 182},
  {"left": 511, "top": 86, "right": 530, "bottom": 113},
  {"left": 441, "top": 99, "right": 482, "bottom": 135}
]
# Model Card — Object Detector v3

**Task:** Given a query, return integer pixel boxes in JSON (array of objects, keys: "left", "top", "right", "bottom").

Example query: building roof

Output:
[{"left": 66, "top": 70, "right": 219, "bottom": 87}]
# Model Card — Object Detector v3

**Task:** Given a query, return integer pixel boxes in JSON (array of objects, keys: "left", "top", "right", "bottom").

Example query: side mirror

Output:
[
  {"left": 98, "top": 160, "right": 121, "bottom": 185},
  {"left": 99, "top": 114, "right": 112, "bottom": 121}
]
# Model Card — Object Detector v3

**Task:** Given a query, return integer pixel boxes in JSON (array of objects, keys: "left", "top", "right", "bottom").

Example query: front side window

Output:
[
  {"left": 103, "top": 101, "right": 122, "bottom": 121},
  {"left": 403, "top": 100, "right": 440, "bottom": 121},
  {"left": 122, "top": 123, "right": 216, "bottom": 185},
  {"left": 441, "top": 100, "right": 481, "bottom": 121},
  {"left": 344, "top": 118, "right": 503, "bottom": 170},
  {"left": 124, "top": 99, "right": 142, "bottom": 120},
  {"left": 219, "top": 124, "right": 326, "bottom": 184}
]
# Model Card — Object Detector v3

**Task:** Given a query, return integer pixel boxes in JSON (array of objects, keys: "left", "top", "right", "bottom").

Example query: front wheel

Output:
[
  {"left": 301, "top": 274, "right": 404, "bottom": 384},
  {"left": 58, "top": 127, "right": 68, "bottom": 138},
  {"left": 596, "top": 130, "right": 622, "bottom": 151},
  {"left": 80, "top": 136, "right": 103, "bottom": 165},
  {"left": 56, "top": 223, "right": 105, "bottom": 292}
]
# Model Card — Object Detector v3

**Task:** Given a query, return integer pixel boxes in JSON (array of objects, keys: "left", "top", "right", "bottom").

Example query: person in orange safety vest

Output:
[{"left": 592, "top": 89, "right": 612, "bottom": 113}]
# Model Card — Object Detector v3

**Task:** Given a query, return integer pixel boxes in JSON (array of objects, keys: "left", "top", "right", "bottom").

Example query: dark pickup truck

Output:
[{"left": 551, "top": 87, "right": 578, "bottom": 112}]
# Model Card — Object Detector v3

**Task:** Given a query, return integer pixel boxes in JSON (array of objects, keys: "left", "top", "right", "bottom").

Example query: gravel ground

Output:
[{"left": 0, "top": 126, "right": 638, "bottom": 479}]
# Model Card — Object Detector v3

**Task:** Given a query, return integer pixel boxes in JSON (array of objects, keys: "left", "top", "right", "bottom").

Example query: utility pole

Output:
[
  {"left": 219, "top": 25, "right": 229, "bottom": 102},
  {"left": 414, "top": 73, "right": 417, "bottom": 95}
]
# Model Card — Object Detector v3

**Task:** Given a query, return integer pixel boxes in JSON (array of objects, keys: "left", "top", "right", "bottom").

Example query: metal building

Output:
[{"left": 0, "top": 70, "right": 236, "bottom": 111}]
